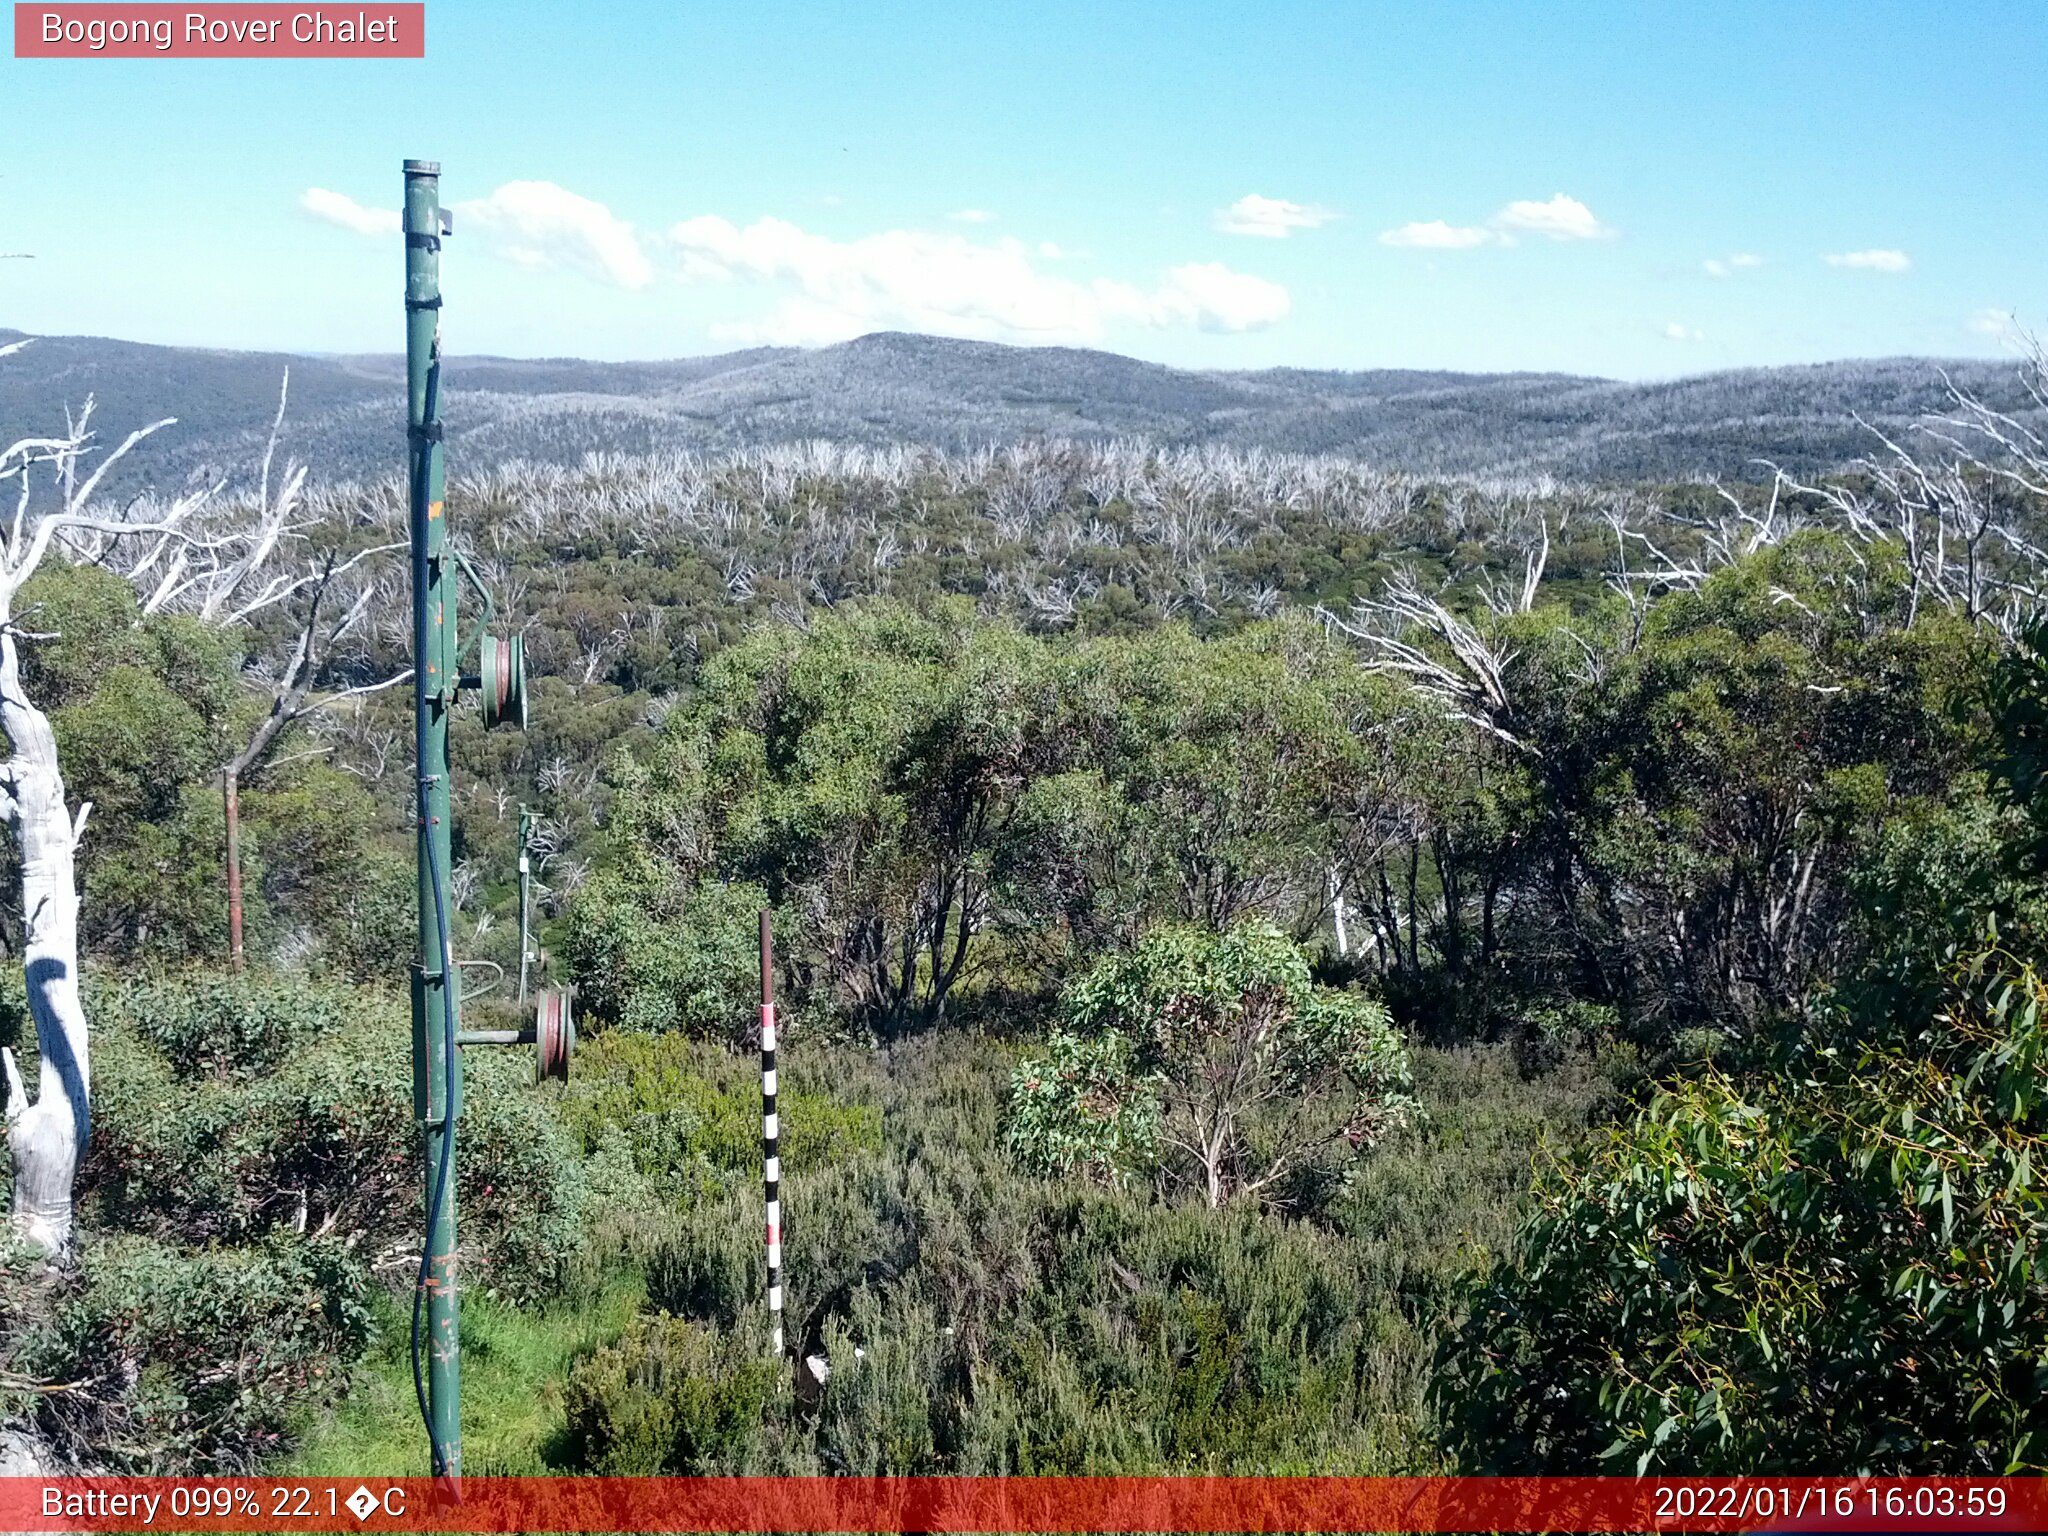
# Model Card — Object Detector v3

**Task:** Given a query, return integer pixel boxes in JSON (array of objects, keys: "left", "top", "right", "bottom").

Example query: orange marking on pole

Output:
[{"left": 429, "top": 500, "right": 444, "bottom": 520}]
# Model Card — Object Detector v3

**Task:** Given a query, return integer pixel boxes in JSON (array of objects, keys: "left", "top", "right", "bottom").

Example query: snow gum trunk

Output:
[{"left": 0, "top": 609, "right": 90, "bottom": 1257}]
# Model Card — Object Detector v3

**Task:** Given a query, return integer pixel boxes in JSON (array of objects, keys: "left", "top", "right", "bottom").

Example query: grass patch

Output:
[{"left": 285, "top": 1273, "right": 645, "bottom": 1476}]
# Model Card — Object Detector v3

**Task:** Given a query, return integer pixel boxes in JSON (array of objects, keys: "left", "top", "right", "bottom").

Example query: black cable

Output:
[
  {"left": 411, "top": 828, "right": 458, "bottom": 1478},
  {"left": 408, "top": 339, "right": 460, "bottom": 1483}
]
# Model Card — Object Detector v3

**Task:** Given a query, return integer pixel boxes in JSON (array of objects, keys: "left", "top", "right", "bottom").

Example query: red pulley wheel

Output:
[
  {"left": 479, "top": 633, "right": 528, "bottom": 732},
  {"left": 535, "top": 988, "right": 574, "bottom": 1082}
]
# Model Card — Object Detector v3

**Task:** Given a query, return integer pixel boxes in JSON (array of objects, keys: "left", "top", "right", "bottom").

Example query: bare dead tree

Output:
[
  {"left": 1766, "top": 347, "right": 2048, "bottom": 639},
  {"left": 220, "top": 552, "right": 409, "bottom": 969},
  {"left": 0, "top": 354, "right": 243, "bottom": 1255},
  {"left": 1319, "top": 572, "right": 1529, "bottom": 753},
  {"left": 0, "top": 351, "right": 401, "bottom": 1248}
]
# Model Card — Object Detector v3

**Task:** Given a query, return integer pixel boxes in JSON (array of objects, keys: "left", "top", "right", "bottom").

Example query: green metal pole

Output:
[{"left": 404, "top": 158, "right": 462, "bottom": 1482}]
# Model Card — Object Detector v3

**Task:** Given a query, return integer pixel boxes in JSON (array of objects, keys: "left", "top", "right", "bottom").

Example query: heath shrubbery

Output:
[
  {"left": 558, "top": 1030, "right": 881, "bottom": 1198},
  {"left": 81, "top": 969, "right": 588, "bottom": 1300},
  {"left": 0, "top": 1232, "right": 373, "bottom": 1471},
  {"left": 560, "top": 1033, "right": 1597, "bottom": 1475},
  {"left": 0, "top": 967, "right": 598, "bottom": 1471}
]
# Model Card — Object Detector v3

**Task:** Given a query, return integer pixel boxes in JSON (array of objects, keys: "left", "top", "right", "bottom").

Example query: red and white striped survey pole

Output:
[{"left": 759, "top": 909, "right": 783, "bottom": 1357}]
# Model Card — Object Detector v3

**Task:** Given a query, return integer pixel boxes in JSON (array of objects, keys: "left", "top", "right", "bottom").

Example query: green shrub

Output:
[
  {"left": 1430, "top": 625, "right": 2048, "bottom": 1476},
  {"left": 813, "top": 1287, "right": 961, "bottom": 1474},
  {"left": 558, "top": 1312, "right": 780, "bottom": 1473},
  {"left": 319, "top": 849, "right": 416, "bottom": 982},
  {"left": 99, "top": 971, "right": 340, "bottom": 1080},
  {"left": 81, "top": 968, "right": 588, "bottom": 1301},
  {"left": 1005, "top": 1028, "right": 1158, "bottom": 1186},
  {"left": 558, "top": 1031, "right": 880, "bottom": 1188},
  {"left": 1012, "top": 923, "right": 1416, "bottom": 1209},
  {"left": 1432, "top": 948, "right": 2048, "bottom": 1475},
  {"left": 564, "top": 876, "right": 770, "bottom": 1043},
  {"left": 644, "top": 1156, "right": 901, "bottom": 1334},
  {"left": 6, "top": 1232, "right": 371, "bottom": 1472},
  {"left": 566, "top": 1033, "right": 1591, "bottom": 1476}
]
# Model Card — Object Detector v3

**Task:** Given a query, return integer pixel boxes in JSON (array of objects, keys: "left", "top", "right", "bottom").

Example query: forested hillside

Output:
[
  {"left": 0, "top": 338, "right": 2046, "bottom": 1475},
  {"left": 2, "top": 326, "right": 2037, "bottom": 489}
]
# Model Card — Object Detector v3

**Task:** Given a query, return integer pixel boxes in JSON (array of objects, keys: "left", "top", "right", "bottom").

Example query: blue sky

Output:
[{"left": 2, "top": 0, "right": 2042, "bottom": 377}]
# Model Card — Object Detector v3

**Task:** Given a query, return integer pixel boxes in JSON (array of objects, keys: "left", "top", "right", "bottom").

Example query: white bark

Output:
[
  {"left": 0, "top": 612, "right": 87, "bottom": 1257},
  {"left": 0, "top": 347, "right": 309, "bottom": 1256}
]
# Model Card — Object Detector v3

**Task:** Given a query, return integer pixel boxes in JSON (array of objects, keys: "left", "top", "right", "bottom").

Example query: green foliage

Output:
[
  {"left": 81, "top": 968, "right": 588, "bottom": 1300},
  {"left": 0, "top": 965, "right": 611, "bottom": 1471},
  {"left": 577, "top": 547, "right": 1986, "bottom": 1056},
  {"left": 106, "top": 970, "right": 333, "bottom": 1079},
  {"left": 558, "top": 1313, "right": 781, "bottom": 1473},
  {"left": 681, "top": 600, "right": 1060, "bottom": 1031},
  {"left": 1434, "top": 946, "right": 2048, "bottom": 1473},
  {"left": 314, "top": 846, "right": 416, "bottom": 982},
  {"left": 1990, "top": 616, "right": 2048, "bottom": 877},
  {"left": 0, "top": 563, "right": 405, "bottom": 969},
  {"left": 12, "top": 566, "right": 240, "bottom": 959},
  {"left": 1513, "top": 534, "right": 1991, "bottom": 1034},
  {"left": 1432, "top": 625, "right": 2048, "bottom": 1474},
  {"left": 0, "top": 458, "right": 2028, "bottom": 1480},
  {"left": 1032, "top": 620, "right": 1380, "bottom": 940},
  {"left": 558, "top": 1030, "right": 881, "bottom": 1194},
  {"left": 565, "top": 876, "right": 770, "bottom": 1042},
  {"left": 591, "top": 601, "right": 1417, "bottom": 1036},
  {"left": 238, "top": 763, "right": 406, "bottom": 970},
  {"left": 1015, "top": 923, "right": 1416, "bottom": 1208},
  {"left": 1005, "top": 1029, "right": 1159, "bottom": 1187},
  {"left": 0, "top": 1231, "right": 370, "bottom": 1471}
]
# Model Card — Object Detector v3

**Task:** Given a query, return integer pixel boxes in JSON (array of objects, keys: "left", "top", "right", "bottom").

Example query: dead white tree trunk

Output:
[
  {"left": 0, "top": 401, "right": 187, "bottom": 1256},
  {"left": 0, "top": 603, "right": 88, "bottom": 1254},
  {"left": 0, "top": 343, "right": 278, "bottom": 1256}
]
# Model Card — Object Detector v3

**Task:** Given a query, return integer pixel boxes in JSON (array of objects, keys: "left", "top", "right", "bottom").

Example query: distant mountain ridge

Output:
[{"left": 0, "top": 327, "right": 2034, "bottom": 490}]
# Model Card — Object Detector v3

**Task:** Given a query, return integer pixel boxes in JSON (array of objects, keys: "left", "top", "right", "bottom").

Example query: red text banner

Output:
[
  {"left": 0, "top": 1477, "right": 2043, "bottom": 1533},
  {"left": 14, "top": 5, "right": 424, "bottom": 57}
]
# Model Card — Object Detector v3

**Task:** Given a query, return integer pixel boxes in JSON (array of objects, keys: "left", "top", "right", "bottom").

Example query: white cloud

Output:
[
  {"left": 1380, "top": 220, "right": 1500, "bottom": 250},
  {"left": 1380, "top": 193, "right": 1613, "bottom": 251},
  {"left": 455, "top": 181, "right": 653, "bottom": 289},
  {"left": 1215, "top": 194, "right": 1336, "bottom": 239},
  {"left": 947, "top": 209, "right": 997, "bottom": 224},
  {"left": 1969, "top": 307, "right": 2018, "bottom": 339},
  {"left": 670, "top": 216, "right": 1287, "bottom": 345},
  {"left": 300, "top": 188, "right": 400, "bottom": 238},
  {"left": 1703, "top": 252, "right": 1763, "bottom": 278},
  {"left": 1494, "top": 194, "right": 1613, "bottom": 241},
  {"left": 296, "top": 179, "right": 653, "bottom": 289},
  {"left": 295, "top": 180, "right": 1285, "bottom": 345},
  {"left": 1147, "top": 262, "right": 1293, "bottom": 331},
  {"left": 1824, "top": 248, "right": 1911, "bottom": 273},
  {"left": 1663, "top": 321, "right": 1704, "bottom": 342}
]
